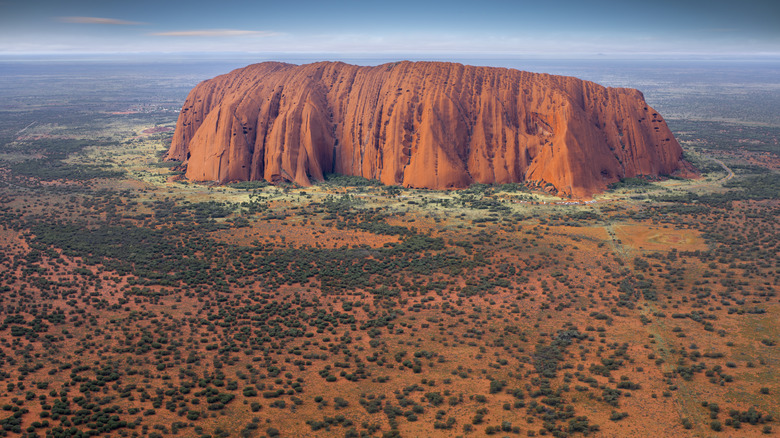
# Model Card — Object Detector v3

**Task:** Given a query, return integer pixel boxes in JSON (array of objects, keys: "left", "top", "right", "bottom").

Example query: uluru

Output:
[{"left": 166, "top": 61, "right": 693, "bottom": 197}]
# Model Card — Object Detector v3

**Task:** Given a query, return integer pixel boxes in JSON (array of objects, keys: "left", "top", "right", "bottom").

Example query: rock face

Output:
[{"left": 167, "top": 61, "right": 693, "bottom": 197}]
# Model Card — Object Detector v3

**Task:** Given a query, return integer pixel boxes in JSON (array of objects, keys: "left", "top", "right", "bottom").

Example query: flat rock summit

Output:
[{"left": 166, "top": 61, "right": 694, "bottom": 197}]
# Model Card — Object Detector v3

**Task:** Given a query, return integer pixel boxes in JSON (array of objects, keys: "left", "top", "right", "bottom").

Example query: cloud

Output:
[
  {"left": 150, "top": 29, "right": 280, "bottom": 37},
  {"left": 59, "top": 16, "right": 144, "bottom": 26},
  {"left": 701, "top": 28, "right": 739, "bottom": 33}
]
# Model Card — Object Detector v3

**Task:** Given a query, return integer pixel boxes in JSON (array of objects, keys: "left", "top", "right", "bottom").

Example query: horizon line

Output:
[{"left": 0, "top": 50, "right": 779, "bottom": 60}]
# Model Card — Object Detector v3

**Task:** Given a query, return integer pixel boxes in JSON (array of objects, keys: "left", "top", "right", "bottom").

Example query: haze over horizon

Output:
[{"left": 1, "top": 0, "right": 778, "bottom": 59}]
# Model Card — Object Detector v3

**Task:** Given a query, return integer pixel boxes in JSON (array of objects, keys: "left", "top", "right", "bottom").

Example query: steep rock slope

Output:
[{"left": 167, "top": 61, "right": 693, "bottom": 197}]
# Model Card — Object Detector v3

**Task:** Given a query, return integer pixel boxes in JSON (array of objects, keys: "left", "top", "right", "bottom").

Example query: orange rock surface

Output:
[{"left": 166, "top": 61, "right": 694, "bottom": 197}]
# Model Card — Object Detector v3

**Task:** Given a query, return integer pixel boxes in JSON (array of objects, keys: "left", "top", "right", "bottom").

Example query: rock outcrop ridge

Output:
[{"left": 166, "top": 61, "right": 693, "bottom": 197}]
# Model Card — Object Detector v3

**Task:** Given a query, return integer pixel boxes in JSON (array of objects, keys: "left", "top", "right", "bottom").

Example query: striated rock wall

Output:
[{"left": 167, "top": 61, "right": 693, "bottom": 197}]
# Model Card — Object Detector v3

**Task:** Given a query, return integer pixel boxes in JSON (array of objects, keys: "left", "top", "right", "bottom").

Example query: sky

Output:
[{"left": 0, "top": 0, "right": 778, "bottom": 58}]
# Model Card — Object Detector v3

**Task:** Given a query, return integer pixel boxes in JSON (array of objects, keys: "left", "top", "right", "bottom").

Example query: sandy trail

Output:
[{"left": 15, "top": 121, "right": 36, "bottom": 136}]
